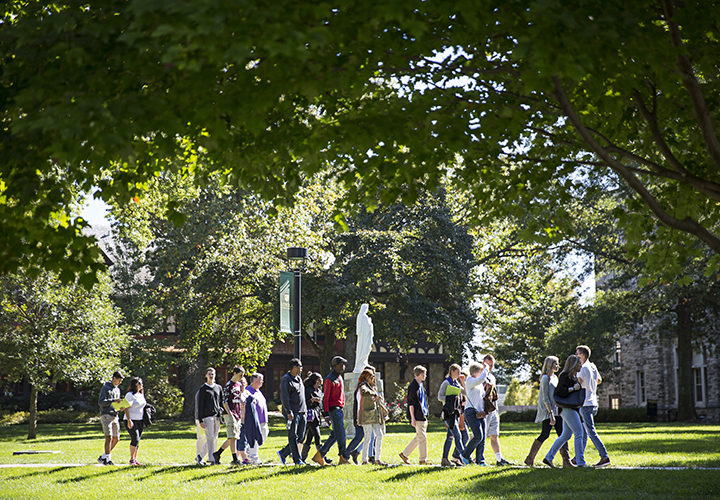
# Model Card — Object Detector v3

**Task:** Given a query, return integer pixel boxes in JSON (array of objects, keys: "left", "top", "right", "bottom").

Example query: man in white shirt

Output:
[
  {"left": 576, "top": 345, "right": 611, "bottom": 468},
  {"left": 460, "top": 360, "right": 490, "bottom": 465}
]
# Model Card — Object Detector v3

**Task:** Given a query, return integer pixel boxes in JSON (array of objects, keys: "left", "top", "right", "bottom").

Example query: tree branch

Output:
[
  {"left": 552, "top": 76, "right": 720, "bottom": 255},
  {"left": 662, "top": 0, "right": 720, "bottom": 172}
]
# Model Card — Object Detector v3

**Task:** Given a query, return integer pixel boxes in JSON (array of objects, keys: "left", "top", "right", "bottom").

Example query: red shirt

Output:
[{"left": 323, "top": 370, "right": 345, "bottom": 413}]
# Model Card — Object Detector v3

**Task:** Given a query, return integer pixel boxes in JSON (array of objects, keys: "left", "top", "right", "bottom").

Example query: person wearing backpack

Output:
[
  {"left": 437, "top": 363, "right": 465, "bottom": 467},
  {"left": 482, "top": 355, "right": 512, "bottom": 466}
]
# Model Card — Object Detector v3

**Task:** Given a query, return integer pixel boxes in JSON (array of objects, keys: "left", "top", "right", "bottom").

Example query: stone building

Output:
[{"left": 596, "top": 331, "right": 719, "bottom": 422}]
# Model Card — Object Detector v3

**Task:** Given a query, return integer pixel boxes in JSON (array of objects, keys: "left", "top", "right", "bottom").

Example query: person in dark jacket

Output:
[
  {"left": 315, "top": 356, "right": 349, "bottom": 465},
  {"left": 195, "top": 367, "right": 223, "bottom": 465},
  {"left": 301, "top": 372, "right": 325, "bottom": 462},
  {"left": 98, "top": 370, "right": 124, "bottom": 465},
  {"left": 398, "top": 365, "right": 432, "bottom": 465},
  {"left": 278, "top": 358, "right": 307, "bottom": 465},
  {"left": 543, "top": 355, "right": 586, "bottom": 468}
]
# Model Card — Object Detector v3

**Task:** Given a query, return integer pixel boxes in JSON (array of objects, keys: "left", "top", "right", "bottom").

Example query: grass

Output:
[{"left": 0, "top": 418, "right": 718, "bottom": 499}]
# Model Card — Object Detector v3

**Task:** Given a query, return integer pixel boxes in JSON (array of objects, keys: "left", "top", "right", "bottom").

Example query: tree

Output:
[
  {"left": 4, "top": 1, "right": 720, "bottom": 284},
  {"left": 302, "top": 188, "right": 477, "bottom": 373},
  {"left": 0, "top": 269, "right": 127, "bottom": 439}
]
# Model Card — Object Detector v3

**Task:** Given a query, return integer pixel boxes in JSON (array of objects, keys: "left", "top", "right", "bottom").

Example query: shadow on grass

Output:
[
  {"left": 179, "top": 463, "right": 325, "bottom": 484},
  {"left": 445, "top": 467, "right": 720, "bottom": 498},
  {"left": 4, "top": 467, "right": 73, "bottom": 480},
  {"left": 384, "top": 466, "right": 446, "bottom": 482},
  {"left": 57, "top": 466, "right": 126, "bottom": 484}
]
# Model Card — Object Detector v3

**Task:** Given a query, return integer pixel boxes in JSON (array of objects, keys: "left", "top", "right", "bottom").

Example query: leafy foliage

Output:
[{"left": 4, "top": 1, "right": 720, "bottom": 285}]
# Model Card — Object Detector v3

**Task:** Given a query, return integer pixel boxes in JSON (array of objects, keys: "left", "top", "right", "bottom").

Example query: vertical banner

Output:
[{"left": 279, "top": 271, "right": 294, "bottom": 333}]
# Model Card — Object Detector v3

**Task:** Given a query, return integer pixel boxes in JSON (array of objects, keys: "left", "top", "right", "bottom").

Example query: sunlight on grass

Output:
[{"left": 0, "top": 420, "right": 718, "bottom": 499}]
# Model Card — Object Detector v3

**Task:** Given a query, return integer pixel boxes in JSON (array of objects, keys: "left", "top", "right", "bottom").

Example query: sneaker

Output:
[
  {"left": 130, "top": 459, "right": 143, "bottom": 466},
  {"left": 242, "top": 459, "right": 251, "bottom": 465},
  {"left": 230, "top": 459, "right": 242, "bottom": 466},
  {"left": 460, "top": 456, "right": 470, "bottom": 465},
  {"left": 196, "top": 454, "right": 206, "bottom": 466},
  {"left": 496, "top": 458, "right": 512, "bottom": 466},
  {"left": 105, "top": 459, "right": 115, "bottom": 466},
  {"left": 325, "top": 456, "right": 333, "bottom": 464},
  {"left": 441, "top": 457, "right": 454, "bottom": 467},
  {"left": 419, "top": 460, "right": 433, "bottom": 465},
  {"left": 296, "top": 461, "right": 306, "bottom": 466},
  {"left": 476, "top": 462, "right": 489, "bottom": 467},
  {"left": 212, "top": 451, "right": 222, "bottom": 465},
  {"left": 277, "top": 450, "right": 287, "bottom": 465},
  {"left": 571, "top": 457, "right": 577, "bottom": 466},
  {"left": 594, "top": 457, "right": 611, "bottom": 468},
  {"left": 98, "top": 455, "right": 106, "bottom": 465},
  {"left": 542, "top": 458, "right": 555, "bottom": 468},
  {"left": 398, "top": 452, "right": 410, "bottom": 465}
]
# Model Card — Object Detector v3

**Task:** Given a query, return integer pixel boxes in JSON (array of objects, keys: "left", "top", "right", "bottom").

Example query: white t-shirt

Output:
[
  {"left": 579, "top": 361, "right": 599, "bottom": 407},
  {"left": 125, "top": 391, "right": 147, "bottom": 421}
]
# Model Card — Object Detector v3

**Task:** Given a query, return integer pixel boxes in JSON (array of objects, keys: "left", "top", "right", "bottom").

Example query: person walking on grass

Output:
[
  {"left": 98, "top": 370, "right": 124, "bottom": 465},
  {"left": 278, "top": 358, "right": 308, "bottom": 466},
  {"left": 358, "top": 368, "right": 387, "bottom": 465},
  {"left": 543, "top": 355, "right": 586, "bottom": 468},
  {"left": 483, "top": 354, "right": 512, "bottom": 466},
  {"left": 195, "top": 367, "right": 223, "bottom": 465},
  {"left": 398, "top": 365, "right": 432, "bottom": 465},
  {"left": 123, "top": 377, "right": 147, "bottom": 466},
  {"left": 524, "top": 356, "right": 571, "bottom": 467},
  {"left": 576, "top": 345, "right": 612, "bottom": 468},
  {"left": 314, "top": 356, "right": 350, "bottom": 466},
  {"left": 213, "top": 366, "right": 249, "bottom": 466},
  {"left": 245, "top": 372, "right": 269, "bottom": 465},
  {"left": 301, "top": 372, "right": 326, "bottom": 463},
  {"left": 438, "top": 363, "right": 465, "bottom": 467},
  {"left": 460, "top": 360, "right": 491, "bottom": 466}
]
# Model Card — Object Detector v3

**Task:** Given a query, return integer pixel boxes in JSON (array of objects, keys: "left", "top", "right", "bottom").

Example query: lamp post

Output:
[{"left": 287, "top": 247, "right": 307, "bottom": 361}]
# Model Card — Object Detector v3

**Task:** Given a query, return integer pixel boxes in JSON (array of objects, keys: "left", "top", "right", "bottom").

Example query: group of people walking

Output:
[{"left": 96, "top": 344, "right": 611, "bottom": 468}]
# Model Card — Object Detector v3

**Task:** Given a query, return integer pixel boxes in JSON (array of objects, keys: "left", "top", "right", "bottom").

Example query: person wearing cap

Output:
[
  {"left": 314, "top": 355, "right": 350, "bottom": 465},
  {"left": 278, "top": 358, "right": 308, "bottom": 465},
  {"left": 98, "top": 370, "right": 125, "bottom": 465}
]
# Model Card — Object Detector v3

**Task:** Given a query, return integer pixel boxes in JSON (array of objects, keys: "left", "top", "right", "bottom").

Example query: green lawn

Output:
[{"left": 0, "top": 418, "right": 718, "bottom": 499}]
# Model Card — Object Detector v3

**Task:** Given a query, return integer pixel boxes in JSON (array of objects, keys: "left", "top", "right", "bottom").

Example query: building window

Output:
[
  {"left": 693, "top": 368, "right": 705, "bottom": 404},
  {"left": 636, "top": 370, "right": 646, "bottom": 405},
  {"left": 614, "top": 341, "right": 621, "bottom": 366},
  {"left": 610, "top": 395, "right": 621, "bottom": 410}
]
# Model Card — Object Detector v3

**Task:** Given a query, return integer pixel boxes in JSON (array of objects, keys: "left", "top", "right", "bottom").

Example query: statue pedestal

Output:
[{"left": 343, "top": 372, "right": 384, "bottom": 438}]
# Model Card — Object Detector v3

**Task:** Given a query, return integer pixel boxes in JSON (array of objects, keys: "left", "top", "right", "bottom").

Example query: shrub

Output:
[
  {"left": 385, "top": 382, "right": 408, "bottom": 422},
  {"left": 145, "top": 380, "right": 183, "bottom": 419},
  {"left": 499, "top": 409, "right": 536, "bottom": 422},
  {"left": 595, "top": 407, "right": 654, "bottom": 423}
]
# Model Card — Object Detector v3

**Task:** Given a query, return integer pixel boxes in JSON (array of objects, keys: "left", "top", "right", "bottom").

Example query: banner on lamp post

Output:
[{"left": 279, "top": 271, "right": 294, "bottom": 333}]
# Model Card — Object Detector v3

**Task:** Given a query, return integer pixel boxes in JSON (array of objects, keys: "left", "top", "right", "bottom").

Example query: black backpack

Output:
[{"left": 143, "top": 404, "right": 156, "bottom": 426}]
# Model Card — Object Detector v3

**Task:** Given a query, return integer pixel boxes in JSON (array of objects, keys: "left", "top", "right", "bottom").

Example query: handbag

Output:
[
  {"left": 554, "top": 388, "right": 586, "bottom": 409},
  {"left": 377, "top": 397, "right": 389, "bottom": 421}
]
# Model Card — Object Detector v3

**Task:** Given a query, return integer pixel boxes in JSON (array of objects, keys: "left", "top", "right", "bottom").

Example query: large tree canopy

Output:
[{"left": 2, "top": 1, "right": 720, "bottom": 284}]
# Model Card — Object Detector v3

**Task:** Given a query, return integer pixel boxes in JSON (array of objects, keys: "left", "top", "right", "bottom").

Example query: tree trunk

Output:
[
  {"left": 344, "top": 325, "right": 357, "bottom": 375},
  {"left": 181, "top": 345, "right": 207, "bottom": 421},
  {"left": 27, "top": 384, "right": 38, "bottom": 440},
  {"left": 675, "top": 295, "right": 698, "bottom": 421}
]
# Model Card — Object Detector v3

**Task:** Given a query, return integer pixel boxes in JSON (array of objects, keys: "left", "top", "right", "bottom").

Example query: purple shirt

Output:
[{"left": 246, "top": 386, "right": 267, "bottom": 424}]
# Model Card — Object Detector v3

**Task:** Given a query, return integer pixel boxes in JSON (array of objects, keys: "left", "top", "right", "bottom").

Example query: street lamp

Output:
[{"left": 287, "top": 247, "right": 307, "bottom": 360}]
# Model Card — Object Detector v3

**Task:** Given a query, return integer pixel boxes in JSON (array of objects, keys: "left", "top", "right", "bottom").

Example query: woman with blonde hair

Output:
[
  {"left": 357, "top": 368, "right": 387, "bottom": 465},
  {"left": 524, "top": 356, "right": 571, "bottom": 467},
  {"left": 542, "top": 355, "right": 586, "bottom": 468}
]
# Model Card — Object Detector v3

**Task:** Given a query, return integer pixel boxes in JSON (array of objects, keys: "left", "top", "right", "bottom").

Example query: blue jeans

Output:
[
  {"left": 580, "top": 406, "right": 608, "bottom": 459},
  {"left": 461, "top": 408, "right": 486, "bottom": 464},
  {"left": 545, "top": 409, "right": 585, "bottom": 466},
  {"left": 319, "top": 408, "right": 347, "bottom": 459},
  {"left": 443, "top": 418, "right": 465, "bottom": 459},
  {"left": 280, "top": 412, "right": 307, "bottom": 464},
  {"left": 346, "top": 425, "right": 364, "bottom": 455},
  {"left": 453, "top": 427, "right": 469, "bottom": 460}
]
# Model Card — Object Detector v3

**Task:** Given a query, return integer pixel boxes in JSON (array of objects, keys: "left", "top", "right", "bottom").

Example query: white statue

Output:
[{"left": 353, "top": 303, "right": 374, "bottom": 373}]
